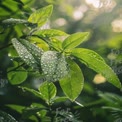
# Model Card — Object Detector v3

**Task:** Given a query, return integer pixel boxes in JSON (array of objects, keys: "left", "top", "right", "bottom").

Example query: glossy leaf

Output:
[
  {"left": 33, "top": 29, "right": 68, "bottom": 37},
  {"left": 71, "top": 48, "right": 122, "bottom": 89},
  {"left": 28, "top": 5, "right": 53, "bottom": 27},
  {"left": 39, "top": 82, "right": 57, "bottom": 104},
  {"left": 62, "top": 32, "right": 89, "bottom": 50},
  {"left": 59, "top": 59, "right": 84, "bottom": 101},
  {"left": 8, "top": 67, "right": 28, "bottom": 85}
]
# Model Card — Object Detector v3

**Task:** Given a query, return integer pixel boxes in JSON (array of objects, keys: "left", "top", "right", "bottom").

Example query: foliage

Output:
[{"left": 0, "top": 0, "right": 122, "bottom": 122}]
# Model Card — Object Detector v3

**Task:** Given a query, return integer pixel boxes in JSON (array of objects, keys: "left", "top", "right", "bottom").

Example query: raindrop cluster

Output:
[
  {"left": 41, "top": 51, "right": 68, "bottom": 81},
  {"left": 11, "top": 38, "right": 38, "bottom": 68},
  {"left": 20, "top": 39, "right": 43, "bottom": 64}
]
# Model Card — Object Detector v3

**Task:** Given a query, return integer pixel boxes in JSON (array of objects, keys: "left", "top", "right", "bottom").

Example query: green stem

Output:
[{"left": 48, "top": 105, "right": 54, "bottom": 122}]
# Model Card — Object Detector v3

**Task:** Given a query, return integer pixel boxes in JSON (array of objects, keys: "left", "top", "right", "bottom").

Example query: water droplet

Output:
[{"left": 25, "top": 56, "right": 28, "bottom": 58}]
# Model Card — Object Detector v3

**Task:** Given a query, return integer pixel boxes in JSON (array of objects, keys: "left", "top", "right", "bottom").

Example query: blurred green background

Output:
[{"left": 0, "top": 0, "right": 122, "bottom": 122}]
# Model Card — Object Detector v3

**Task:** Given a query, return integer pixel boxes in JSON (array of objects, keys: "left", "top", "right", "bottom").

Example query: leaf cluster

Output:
[{"left": 1, "top": 4, "right": 121, "bottom": 122}]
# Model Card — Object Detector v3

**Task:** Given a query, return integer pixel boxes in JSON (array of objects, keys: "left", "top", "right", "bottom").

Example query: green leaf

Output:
[
  {"left": 0, "top": 0, "right": 23, "bottom": 17},
  {"left": 0, "top": 110, "right": 17, "bottom": 122},
  {"left": 71, "top": 48, "right": 122, "bottom": 89},
  {"left": 20, "top": 39, "right": 44, "bottom": 64},
  {"left": 98, "top": 92, "right": 122, "bottom": 103},
  {"left": 29, "top": 36, "right": 49, "bottom": 51},
  {"left": 59, "top": 59, "right": 84, "bottom": 101},
  {"left": 22, "top": 107, "right": 47, "bottom": 118},
  {"left": 50, "top": 38, "right": 63, "bottom": 51},
  {"left": 102, "top": 106, "right": 122, "bottom": 112},
  {"left": 11, "top": 38, "right": 38, "bottom": 69},
  {"left": 62, "top": 32, "right": 89, "bottom": 50},
  {"left": 41, "top": 51, "right": 68, "bottom": 82},
  {"left": 28, "top": 5, "right": 53, "bottom": 27},
  {"left": 52, "top": 96, "right": 68, "bottom": 103},
  {"left": 32, "top": 29, "right": 68, "bottom": 37},
  {"left": 21, "top": 0, "right": 35, "bottom": 6},
  {"left": 2, "top": 18, "right": 28, "bottom": 25},
  {"left": 39, "top": 82, "right": 57, "bottom": 104},
  {"left": 8, "top": 67, "right": 28, "bottom": 85},
  {"left": 31, "top": 103, "right": 47, "bottom": 118},
  {"left": 20, "top": 86, "right": 44, "bottom": 100},
  {"left": 6, "top": 104, "right": 25, "bottom": 113}
]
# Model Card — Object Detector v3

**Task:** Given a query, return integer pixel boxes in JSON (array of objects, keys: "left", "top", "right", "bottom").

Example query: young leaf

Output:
[
  {"left": 11, "top": 38, "right": 38, "bottom": 69},
  {"left": 28, "top": 5, "right": 53, "bottom": 27},
  {"left": 59, "top": 59, "right": 84, "bottom": 101},
  {"left": 7, "top": 67, "right": 28, "bottom": 85},
  {"left": 39, "top": 82, "right": 57, "bottom": 104},
  {"left": 71, "top": 48, "right": 122, "bottom": 89},
  {"left": 62, "top": 32, "right": 89, "bottom": 50},
  {"left": 32, "top": 29, "right": 68, "bottom": 37},
  {"left": 20, "top": 39, "right": 43, "bottom": 64}
]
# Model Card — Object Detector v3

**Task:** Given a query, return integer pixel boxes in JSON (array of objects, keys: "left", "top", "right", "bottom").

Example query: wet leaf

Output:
[
  {"left": 28, "top": 5, "right": 53, "bottom": 27},
  {"left": 41, "top": 51, "right": 68, "bottom": 81},
  {"left": 59, "top": 59, "right": 84, "bottom": 101},
  {"left": 71, "top": 48, "right": 122, "bottom": 89},
  {"left": 11, "top": 38, "right": 38, "bottom": 69},
  {"left": 20, "top": 39, "right": 43, "bottom": 64}
]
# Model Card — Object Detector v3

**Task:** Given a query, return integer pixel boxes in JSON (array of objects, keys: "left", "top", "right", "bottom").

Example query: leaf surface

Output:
[
  {"left": 62, "top": 32, "right": 89, "bottom": 50},
  {"left": 71, "top": 48, "right": 121, "bottom": 89},
  {"left": 59, "top": 59, "right": 84, "bottom": 101}
]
